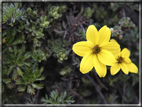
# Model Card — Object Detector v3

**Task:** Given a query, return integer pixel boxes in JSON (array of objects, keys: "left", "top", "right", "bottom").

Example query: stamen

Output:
[
  {"left": 92, "top": 45, "right": 101, "bottom": 54},
  {"left": 117, "top": 56, "right": 124, "bottom": 63}
]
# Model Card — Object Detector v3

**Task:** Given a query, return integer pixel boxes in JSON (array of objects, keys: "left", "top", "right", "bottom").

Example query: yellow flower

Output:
[
  {"left": 72, "top": 25, "right": 120, "bottom": 77},
  {"left": 110, "top": 47, "right": 138, "bottom": 75}
]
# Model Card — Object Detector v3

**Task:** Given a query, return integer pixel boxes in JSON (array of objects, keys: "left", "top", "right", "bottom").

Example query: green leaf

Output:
[
  {"left": 12, "top": 27, "right": 17, "bottom": 36},
  {"left": 24, "top": 52, "right": 31, "bottom": 60},
  {"left": 31, "top": 52, "right": 38, "bottom": 60},
  {"left": 3, "top": 3, "right": 25, "bottom": 26},
  {"left": 12, "top": 69, "right": 18, "bottom": 80},
  {"left": 23, "top": 62, "right": 31, "bottom": 67},
  {"left": 65, "top": 99, "right": 75, "bottom": 103},
  {"left": 3, "top": 14, "right": 8, "bottom": 24},
  {"left": 39, "top": 67, "right": 44, "bottom": 73},
  {"left": 18, "top": 85, "right": 26, "bottom": 92},
  {"left": 5, "top": 28, "right": 16, "bottom": 45},
  {"left": 24, "top": 24, "right": 30, "bottom": 30},
  {"left": 2, "top": 67, "right": 7, "bottom": 75},
  {"left": 38, "top": 49, "right": 46, "bottom": 60},
  {"left": 13, "top": 45, "right": 18, "bottom": 52},
  {"left": 7, "top": 65, "right": 15, "bottom": 75},
  {"left": 35, "top": 76, "right": 45, "bottom": 81},
  {"left": 60, "top": 71, "right": 66, "bottom": 76},
  {"left": 3, "top": 78, "right": 11, "bottom": 84},
  {"left": 61, "top": 91, "right": 67, "bottom": 100},
  {"left": 12, "top": 37, "right": 24, "bottom": 45},
  {"left": 18, "top": 63, "right": 24, "bottom": 67},
  {"left": 16, "top": 50, "right": 22, "bottom": 61},
  {"left": 41, "top": 94, "right": 52, "bottom": 104},
  {"left": 6, "top": 83, "right": 13, "bottom": 89},
  {"left": 16, "top": 67, "right": 23, "bottom": 76},
  {"left": 2, "top": 30, "right": 7, "bottom": 37},
  {"left": 15, "top": 78, "right": 25, "bottom": 85},
  {"left": 32, "top": 83, "right": 43, "bottom": 89},
  {"left": 50, "top": 90, "right": 59, "bottom": 101},
  {"left": 21, "top": 45, "right": 26, "bottom": 53},
  {"left": 45, "top": 94, "right": 48, "bottom": 99},
  {"left": 27, "top": 85, "right": 35, "bottom": 95},
  {"left": 8, "top": 47, "right": 14, "bottom": 52}
]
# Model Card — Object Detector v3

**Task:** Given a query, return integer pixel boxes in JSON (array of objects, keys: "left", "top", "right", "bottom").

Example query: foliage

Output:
[
  {"left": 3, "top": 45, "right": 30, "bottom": 79},
  {"left": 2, "top": 3, "right": 25, "bottom": 26},
  {"left": 47, "top": 38, "right": 69, "bottom": 63},
  {"left": 41, "top": 90, "right": 75, "bottom": 104},
  {"left": 2, "top": 2, "right": 139, "bottom": 105},
  {"left": 15, "top": 66, "right": 44, "bottom": 94}
]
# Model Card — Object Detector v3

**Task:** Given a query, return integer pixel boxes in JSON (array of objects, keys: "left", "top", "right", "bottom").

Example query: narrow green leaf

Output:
[
  {"left": 35, "top": 76, "right": 45, "bottom": 81},
  {"left": 6, "top": 83, "right": 13, "bottom": 89},
  {"left": 12, "top": 37, "right": 24, "bottom": 45},
  {"left": 50, "top": 90, "right": 58, "bottom": 101},
  {"left": 18, "top": 85, "right": 26, "bottom": 92},
  {"left": 18, "top": 63, "right": 24, "bottom": 67},
  {"left": 24, "top": 52, "right": 31, "bottom": 60},
  {"left": 62, "top": 91, "right": 67, "bottom": 100},
  {"left": 2, "top": 30, "right": 7, "bottom": 37},
  {"left": 27, "top": 85, "right": 35, "bottom": 95},
  {"left": 7, "top": 65, "right": 15, "bottom": 75},
  {"left": 3, "top": 60, "right": 12, "bottom": 65},
  {"left": 39, "top": 67, "right": 44, "bottom": 73},
  {"left": 66, "top": 100, "right": 75, "bottom": 103},
  {"left": 23, "top": 62, "right": 31, "bottom": 67},
  {"left": 32, "top": 83, "right": 43, "bottom": 89},
  {"left": 16, "top": 50, "right": 22, "bottom": 61},
  {"left": 21, "top": 44, "right": 26, "bottom": 53},
  {"left": 15, "top": 78, "right": 25, "bottom": 85},
  {"left": 3, "top": 14, "right": 8, "bottom": 23},
  {"left": 12, "top": 27, "right": 17, "bottom": 36},
  {"left": 41, "top": 98, "right": 48, "bottom": 104},
  {"left": 16, "top": 67, "right": 23, "bottom": 76},
  {"left": 45, "top": 94, "right": 48, "bottom": 99},
  {"left": 13, "top": 45, "right": 18, "bottom": 52},
  {"left": 31, "top": 52, "right": 38, "bottom": 60},
  {"left": 3, "top": 78, "right": 11, "bottom": 84},
  {"left": 12, "top": 69, "right": 18, "bottom": 80}
]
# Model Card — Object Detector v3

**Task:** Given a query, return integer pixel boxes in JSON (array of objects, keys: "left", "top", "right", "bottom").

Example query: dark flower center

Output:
[
  {"left": 117, "top": 56, "right": 124, "bottom": 63},
  {"left": 92, "top": 45, "right": 101, "bottom": 54}
]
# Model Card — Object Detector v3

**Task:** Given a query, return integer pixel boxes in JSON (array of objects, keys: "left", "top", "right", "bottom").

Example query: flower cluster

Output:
[{"left": 72, "top": 25, "right": 138, "bottom": 78}]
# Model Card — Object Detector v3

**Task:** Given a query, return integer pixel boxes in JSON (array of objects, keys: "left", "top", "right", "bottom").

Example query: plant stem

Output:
[
  {"left": 86, "top": 74, "right": 107, "bottom": 104},
  {"left": 94, "top": 72, "right": 108, "bottom": 91},
  {"left": 35, "top": 89, "right": 40, "bottom": 104}
]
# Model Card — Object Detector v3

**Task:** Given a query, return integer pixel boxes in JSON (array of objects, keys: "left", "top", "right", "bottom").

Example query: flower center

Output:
[
  {"left": 117, "top": 56, "right": 124, "bottom": 63},
  {"left": 92, "top": 45, "right": 101, "bottom": 54}
]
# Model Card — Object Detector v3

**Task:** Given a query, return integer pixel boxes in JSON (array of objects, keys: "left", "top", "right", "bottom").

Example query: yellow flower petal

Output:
[
  {"left": 109, "top": 39, "right": 121, "bottom": 57},
  {"left": 100, "top": 42, "right": 120, "bottom": 55},
  {"left": 110, "top": 63, "right": 120, "bottom": 75},
  {"left": 121, "top": 48, "right": 130, "bottom": 58},
  {"left": 86, "top": 25, "right": 99, "bottom": 46},
  {"left": 99, "top": 25, "right": 111, "bottom": 45},
  {"left": 98, "top": 49, "right": 116, "bottom": 66},
  {"left": 124, "top": 57, "right": 131, "bottom": 63},
  {"left": 127, "top": 63, "right": 138, "bottom": 73},
  {"left": 93, "top": 55, "right": 107, "bottom": 77},
  {"left": 120, "top": 63, "right": 129, "bottom": 74},
  {"left": 110, "top": 39, "right": 117, "bottom": 43},
  {"left": 80, "top": 52, "right": 94, "bottom": 74},
  {"left": 72, "top": 41, "right": 93, "bottom": 57}
]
